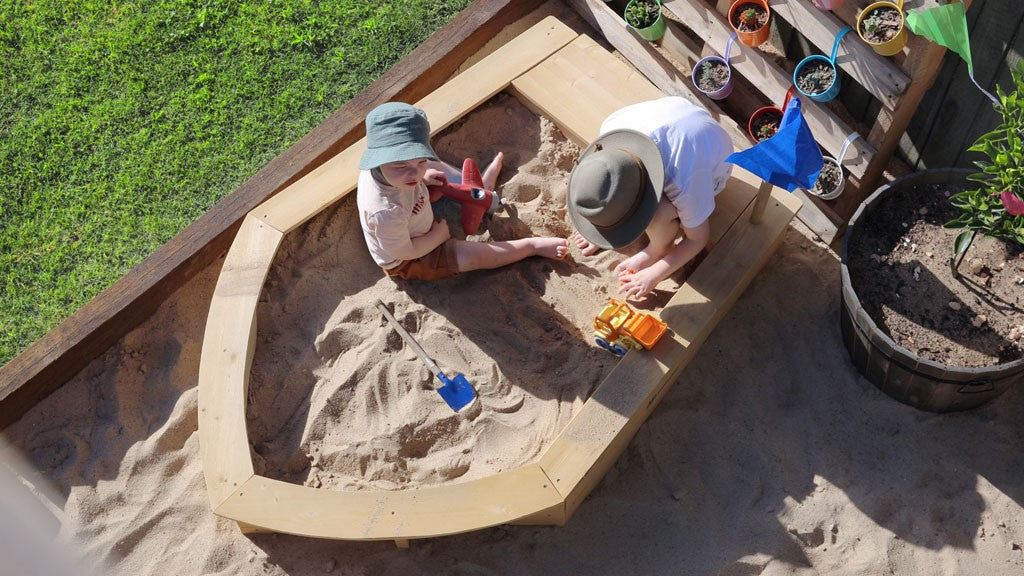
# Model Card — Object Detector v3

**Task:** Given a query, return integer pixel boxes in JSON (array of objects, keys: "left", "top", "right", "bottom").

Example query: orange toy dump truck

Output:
[{"left": 593, "top": 298, "right": 668, "bottom": 357}]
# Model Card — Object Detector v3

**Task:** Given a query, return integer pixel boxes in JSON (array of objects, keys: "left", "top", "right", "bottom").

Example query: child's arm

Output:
[
  {"left": 405, "top": 220, "right": 451, "bottom": 259},
  {"left": 367, "top": 204, "right": 451, "bottom": 263},
  {"left": 618, "top": 220, "right": 710, "bottom": 299},
  {"left": 424, "top": 167, "right": 449, "bottom": 187},
  {"left": 426, "top": 160, "right": 461, "bottom": 184}
]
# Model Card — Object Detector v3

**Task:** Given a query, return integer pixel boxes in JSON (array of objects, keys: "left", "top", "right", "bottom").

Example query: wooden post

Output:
[{"left": 749, "top": 180, "right": 775, "bottom": 225}]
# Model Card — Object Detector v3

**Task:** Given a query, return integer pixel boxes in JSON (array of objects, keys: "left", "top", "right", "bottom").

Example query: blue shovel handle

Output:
[{"left": 376, "top": 300, "right": 477, "bottom": 412}]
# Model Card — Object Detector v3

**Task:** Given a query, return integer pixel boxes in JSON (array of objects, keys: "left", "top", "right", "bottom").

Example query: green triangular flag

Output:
[
  {"left": 906, "top": 3, "right": 997, "bottom": 105},
  {"left": 906, "top": 3, "right": 972, "bottom": 72}
]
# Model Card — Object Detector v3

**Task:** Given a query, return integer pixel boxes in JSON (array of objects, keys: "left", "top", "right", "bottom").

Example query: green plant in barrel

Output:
[{"left": 946, "top": 61, "right": 1024, "bottom": 278}]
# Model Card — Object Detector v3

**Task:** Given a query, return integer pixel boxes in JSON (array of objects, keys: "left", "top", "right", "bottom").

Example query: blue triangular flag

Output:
[{"left": 726, "top": 97, "right": 823, "bottom": 192}]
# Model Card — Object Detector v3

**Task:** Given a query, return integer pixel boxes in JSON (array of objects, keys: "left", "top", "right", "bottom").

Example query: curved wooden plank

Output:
[
  {"left": 215, "top": 466, "right": 563, "bottom": 540},
  {"left": 200, "top": 16, "right": 580, "bottom": 540},
  {"left": 199, "top": 215, "right": 282, "bottom": 509}
]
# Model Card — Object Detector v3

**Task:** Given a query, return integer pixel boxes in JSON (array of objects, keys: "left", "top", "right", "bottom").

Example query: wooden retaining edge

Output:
[{"left": 0, "top": 0, "right": 547, "bottom": 430}]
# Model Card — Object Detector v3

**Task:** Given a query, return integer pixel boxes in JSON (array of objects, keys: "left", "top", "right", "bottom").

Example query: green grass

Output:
[{"left": 0, "top": 0, "right": 471, "bottom": 366}]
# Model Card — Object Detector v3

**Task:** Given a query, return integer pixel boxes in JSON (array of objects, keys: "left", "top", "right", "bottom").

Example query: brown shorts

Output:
[{"left": 384, "top": 239, "right": 459, "bottom": 281}]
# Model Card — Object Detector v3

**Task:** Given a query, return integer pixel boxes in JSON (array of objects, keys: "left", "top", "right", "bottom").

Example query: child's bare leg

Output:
[
  {"left": 614, "top": 198, "right": 679, "bottom": 274},
  {"left": 571, "top": 231, "right": 602, "bottom": 256},
  {"left": 455, "top": 236, "right": 568, "bottom": 272},
  {"left": 482, "top": 152, "right": 504, "bottom": 190}
]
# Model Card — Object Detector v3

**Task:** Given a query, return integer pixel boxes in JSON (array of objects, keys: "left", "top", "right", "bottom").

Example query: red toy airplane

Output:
[{"left": 427, "top": 158, "right": 506, "bottom": 235}]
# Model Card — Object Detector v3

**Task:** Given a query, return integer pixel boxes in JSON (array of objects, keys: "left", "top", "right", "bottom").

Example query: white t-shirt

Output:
[
  {"left": 600, "top": 97, "right": 733, "bottom": 229},
  {"left": 357, "top": 169, "right": 434, "bottom": 269}
]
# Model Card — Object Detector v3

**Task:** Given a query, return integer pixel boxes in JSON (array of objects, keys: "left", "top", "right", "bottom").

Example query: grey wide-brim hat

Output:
[
  {"left": 567, "top": 129, "right": 665, "bottom": 250},
  {"left": 359, "top": 102, "right": 438, "bottom": 170}
]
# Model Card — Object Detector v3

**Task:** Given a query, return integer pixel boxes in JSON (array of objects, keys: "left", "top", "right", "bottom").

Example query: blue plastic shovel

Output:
[{"left": 375, "top": 300, "right": 478, "bottom": 412}]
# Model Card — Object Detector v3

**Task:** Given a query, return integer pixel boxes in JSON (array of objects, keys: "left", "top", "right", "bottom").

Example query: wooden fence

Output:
[{"left": 901, "top": 0, "right": 1024, "bottom": 170}]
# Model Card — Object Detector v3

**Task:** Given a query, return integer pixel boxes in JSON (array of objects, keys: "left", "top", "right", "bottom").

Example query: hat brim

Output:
[
  {"left": 567, "top": 129, "right": 665, "bottom": 250},
  {"left": 359, "top": 141, "right": 438, "bottom": 170}
]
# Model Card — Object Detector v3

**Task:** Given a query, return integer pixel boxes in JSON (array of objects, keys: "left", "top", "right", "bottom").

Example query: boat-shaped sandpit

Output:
[{"left": 197, "top": 15, "right": 801, "bottom": 545}]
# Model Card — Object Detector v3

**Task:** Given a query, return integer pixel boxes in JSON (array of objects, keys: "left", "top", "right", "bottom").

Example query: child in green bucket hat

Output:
[{"left": 357, "top": 102, "right": 568, "bottom": 281}]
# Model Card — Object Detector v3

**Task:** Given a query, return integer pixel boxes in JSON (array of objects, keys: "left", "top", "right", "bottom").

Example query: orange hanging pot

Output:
[{"left": 729, "top": 0, "right": 771, "bottom": 48}]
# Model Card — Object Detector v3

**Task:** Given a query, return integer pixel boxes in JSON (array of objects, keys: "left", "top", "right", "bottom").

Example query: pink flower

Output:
[{"left": 1000, "top": 191, "right": 1024, "bottom": 216}]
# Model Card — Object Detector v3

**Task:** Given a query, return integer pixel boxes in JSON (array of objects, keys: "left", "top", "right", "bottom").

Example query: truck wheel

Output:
[
  {"left": 595, "top": 337, "right": 612, "bottom": 352},
  {"left": 610, "top": 344, "right": 628, "bottom": 357}
]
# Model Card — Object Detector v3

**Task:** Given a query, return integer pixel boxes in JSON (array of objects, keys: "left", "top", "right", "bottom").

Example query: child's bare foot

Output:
[
  {"left": 534, "top": 237, "right": 569, "bottom": 260},
  {"left": 571, "top": 231, "right": 601, "bottom": 256},
  {"left": 482, "top": 151, "right": 504, "bottom": 190}
]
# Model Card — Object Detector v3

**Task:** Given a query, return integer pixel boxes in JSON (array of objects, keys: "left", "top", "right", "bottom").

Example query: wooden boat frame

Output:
[{"left": 197, "top": 15, "right": 801, "bottom": 544}]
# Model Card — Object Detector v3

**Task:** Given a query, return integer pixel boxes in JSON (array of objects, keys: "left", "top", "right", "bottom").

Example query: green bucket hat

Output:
[
  {"left": 567, "top": 129, "right": 665, "bottom": 250},
  {"left": 359, "top": 102, "right": 438, "bottom": 170}
]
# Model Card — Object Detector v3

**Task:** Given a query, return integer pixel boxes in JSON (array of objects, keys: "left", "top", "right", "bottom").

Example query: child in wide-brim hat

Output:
[
  {"left": 567, "top": 97, "right": 733, "bottom": 299},
  {"left": 356, "top": 102, "right": 568, "bottom": 281}
]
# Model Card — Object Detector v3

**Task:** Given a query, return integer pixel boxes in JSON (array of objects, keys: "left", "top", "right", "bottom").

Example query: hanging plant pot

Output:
[
  {"left": 793, "top": 26, "right": 851, "bottom": 103},
  {"left": 624, "top": 0, "right": 666, "bottom": 42},
  {"left": 811, "top": 157, "right": 844, "bottom": 200},
  {"left": 749, "top": 108, "right": 782, "bottom": 142},
  {"left": 841, "top": 169, "right": 1024, "bottom": 412},
  {"left": 729, "top": 0, "right": 771, "bottom": 48},
  {"left": 692, "top": 32, "right": 736, "bottom": 100},
  {"left": 748, "top": 86, "right": 795, "bottom": 142},
  {"left": 808, "top": 132, "right": 858, "bottom": 201},
  {"left": 857, "top": 0, "right": 908, "bottom": 56},
  {"left": 812, "top": 0, "right": 845, "bottom": 9}
]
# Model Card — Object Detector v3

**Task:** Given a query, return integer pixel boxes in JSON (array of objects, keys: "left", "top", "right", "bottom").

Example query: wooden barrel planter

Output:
[{"left": 840, "top": 169, "right": 1024, "bottom": 412}]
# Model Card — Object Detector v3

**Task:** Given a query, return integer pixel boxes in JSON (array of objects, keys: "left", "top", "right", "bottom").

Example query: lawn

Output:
[{"left": 0, "top": 0, "right": 471, "bottom": 366}]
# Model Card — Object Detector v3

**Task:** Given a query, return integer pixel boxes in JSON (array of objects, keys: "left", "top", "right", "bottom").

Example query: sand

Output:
[{"left": 3, "top": 93, "right": 1024, "bottom": 576}]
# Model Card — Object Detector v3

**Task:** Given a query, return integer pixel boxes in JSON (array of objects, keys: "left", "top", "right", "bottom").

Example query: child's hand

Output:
[
  {"left": 617, "top": 267, "right": 657, "bottom": 300},
  {"left": 430, "top": 219, "right": 451, "bottom": 243},
  {"left": 424, "top": 169, "right": 448, "bottom": 187}
]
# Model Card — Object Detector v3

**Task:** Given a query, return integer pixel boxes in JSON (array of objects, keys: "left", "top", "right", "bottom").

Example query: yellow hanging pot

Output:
[{"left": 857, "top": 0, "right": 908, "bottom": 56}]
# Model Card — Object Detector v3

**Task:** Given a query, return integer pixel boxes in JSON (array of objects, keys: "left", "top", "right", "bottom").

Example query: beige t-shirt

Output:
[{"left": 357, "top": 169, "right": 435, "bottom": 269}]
